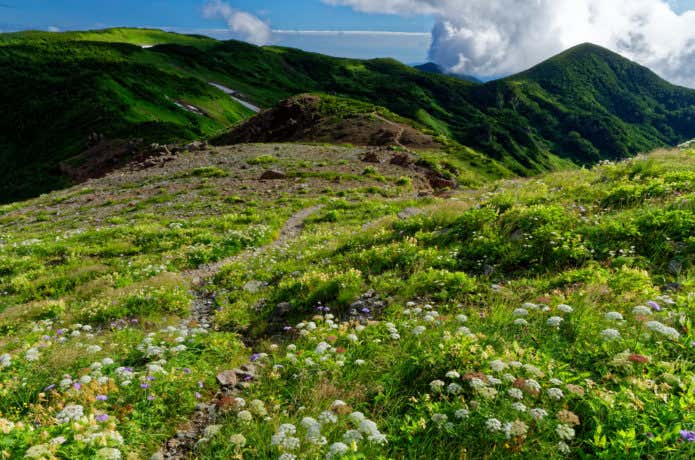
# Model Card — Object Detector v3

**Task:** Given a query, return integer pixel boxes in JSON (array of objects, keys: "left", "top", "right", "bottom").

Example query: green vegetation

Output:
[
  {"left": 0, "top": 144, "right": 692, "bottom": 458},
  {"left": 2, "top": 29, "right": 695, "bottom": 202},
  {"left": 0, "top": 30, "right": 253, "bottom": 202}
]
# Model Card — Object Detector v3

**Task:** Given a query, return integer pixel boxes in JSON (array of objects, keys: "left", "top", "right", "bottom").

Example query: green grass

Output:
[
  {"left": 197, "top": 148, "right": 694, "bottom": 459},
  {"left": 0, "top": 147, "right": 693, "bottom": 458}
]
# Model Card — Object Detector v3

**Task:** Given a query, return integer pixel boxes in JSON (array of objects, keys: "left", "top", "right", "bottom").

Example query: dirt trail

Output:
[
  {"left": 155, "top": 205, "right": 323, "bottom": 460},
  {"left": 373, "top": 113, "right": 405, "bottom": 147}
]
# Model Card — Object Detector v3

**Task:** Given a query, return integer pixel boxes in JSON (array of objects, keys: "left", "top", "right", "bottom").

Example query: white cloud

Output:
[
  {"left": 47, "top": 26, "right": 60, "bottom": 32},
  {"left": 324, "top": 0, "right": 695, "bottom": 87},
  {"left": 203, "top": 0, "right": 271, "bottom": 46},
  {"left": 273, "top": 30, "right": 429, "bottom": 37}
]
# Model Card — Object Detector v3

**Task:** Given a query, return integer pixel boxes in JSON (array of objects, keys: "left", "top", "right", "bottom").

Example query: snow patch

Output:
[{"left": 209, "top": 83, "right": 261, "bottom": 113}]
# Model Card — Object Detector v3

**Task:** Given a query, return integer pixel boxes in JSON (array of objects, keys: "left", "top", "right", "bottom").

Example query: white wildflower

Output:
[
  {"left": 556, "top": 424, "right": 575, "bottom": 440},
  {"left": 548, "top": 388, "right": 564, "bottom": 400},
  {"left": 529, "top": 408, "right": 548, "bottom": 420},
  {"left": 632, "top": 305, "right": 652, "bottom": 316},
  {"left": 557, "top": 304, "right": 573, "bottom": 313},
  {"left": 601, "top": 329, "right": 621, "bottom": 341},
  {"left": 646, "top": 321, "right": 680, "bottom": 340},
  {"left": 431, "top": 413, "right": 448, "bottom": 426},
  {"left": 25, "top": 348, "right": 40, "bottom": 362},
  {"left": 547, "top": 316, "right": 563, "bottom": 327},
  {"left": 512, "top": 402, "right": 527, "bottom": 412},
  {"left": 56, "top": 404, "right": 84, "bottom": 423},
  {"left": 605, "top": 312, "right": 624, "bottom": 321},
  {"left": 412, "top": 326, "right": 426, "bottom": 336},
  {"left": 514, "top": 318, "right": 529, "bottom": 326},
  {"left": 430, "top": 380, "right": 445, "bottom": 392},
  {"left": 237, "top": 410, "right": 253, "bottom": 423},
  {"left": 490, "top": 360, "right": 508, "bottom": 372},
  {"left": 454, "top": 409, "right": 470, "bottom": 419},
  {"left": 485, "top": 418, "right": 503, "bottom": 432},
  {"left": 558, "top": 441, "right": 571, "bottom": 454},
  {"left": 445, "top": 370, "right": 460, "bottom": 379},
  {"left": 447, "top": 383, "right": 463, "bottom": 395},
  {"left": 326, "top": 442, "right": 349, "bottom": 459}
]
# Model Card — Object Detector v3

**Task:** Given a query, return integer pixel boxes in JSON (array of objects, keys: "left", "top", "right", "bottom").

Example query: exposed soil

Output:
[{"left": 211, "top": 94, "right": 438, "bottom": 150}]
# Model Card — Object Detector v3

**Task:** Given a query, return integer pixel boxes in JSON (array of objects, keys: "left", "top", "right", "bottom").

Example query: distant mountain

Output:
[
  {"left": 414, "top": 62, "right": 482, "bottom": 83},
  {"left": 1, "top": 29, "right": 695, "bottom": 202}
]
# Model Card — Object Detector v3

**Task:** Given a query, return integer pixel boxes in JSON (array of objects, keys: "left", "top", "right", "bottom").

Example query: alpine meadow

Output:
[{"left": 0, "top": 4, "right": 693, "bottom": 460}]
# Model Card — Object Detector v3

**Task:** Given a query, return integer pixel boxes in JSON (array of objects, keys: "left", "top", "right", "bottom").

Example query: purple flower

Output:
[
  {"left": 680, "top": 430, "right": 695, "bottom": 442},
  {"left": 250, "top": 353, "right": 261, "bottom": 362},
  {"left": 648, "top": 301, "right": 662, "bottom": 312},
  {"left": 96, "top": 414, "right": 109, "bottom": 423},
  {"left": 56, "top": 329, "right": 65, "bottom": 336},
  {"left": 195, "top": 392, "right": 202, "bottom": 399},
  {"left": 140, "top": 383, "right": 150, "bottom": 389},
  {"left": 243, "top": 375, "right": 253, "bottom": 382},
  {"left": 361, "top": 307, "right": 371, "bottom": 314},
  {"left": 690, "top": 341, "right": 695, "bottom": 347},
  {"left": 147, "top": 394, "right": 155, "bottom": 401},
  {"left": 197, "top": 381, "right": 204, "bottom": 388},
  {"left": 73, "top": 382, "right": 81, "bottom": 390},
  {"left": 283, "top": 326, "right": 293, "bottom": 331},
  {"left": 183, "top": 368, "right": 191, "bottom": 374},
  {"left": 146, "top": 376, "right": 155, "bottom": 381},
  {"left": 43, "top": 384, "right": 56, "bottom": 392},
  {"left": 96, "top": 394, "right": 108, "bottom": 401}
]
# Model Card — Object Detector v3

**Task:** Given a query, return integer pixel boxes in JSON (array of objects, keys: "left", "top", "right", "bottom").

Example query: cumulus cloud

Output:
[
  {"left": 324, "top": 0, "right": 695, "bottom": 87},
  {"left": 203, "top": 0, "right": 271, "bottom": 46}
]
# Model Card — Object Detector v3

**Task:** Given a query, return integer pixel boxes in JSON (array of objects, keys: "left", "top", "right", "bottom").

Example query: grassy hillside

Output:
[
  {"left": 0, "top": 144, "right": 692, "bottom": 458},
  {"left": 0, "top": 31, "right": 253, "bottom": 201},
  {"left": 2, "top": 29, "right": 695, "bottom": 202},
  {"left": 153, "top": 40, "right": 695, "bottom": 170}
]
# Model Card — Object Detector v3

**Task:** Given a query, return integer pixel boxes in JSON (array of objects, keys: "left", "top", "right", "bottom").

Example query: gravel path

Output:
[{"left": 154, "top": 205, "right": 323, "bottom": 459}]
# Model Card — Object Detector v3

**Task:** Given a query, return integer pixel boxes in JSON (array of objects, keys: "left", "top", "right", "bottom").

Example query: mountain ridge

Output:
[{"left": 1, "top": 28, "right": 694, "bottom": 201}]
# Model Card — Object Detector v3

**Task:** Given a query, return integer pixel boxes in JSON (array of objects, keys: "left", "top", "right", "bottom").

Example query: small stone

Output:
[
  {"left": 243, "top": 280, "right": 263, "bottom": 293},
  {"left": 150, "top": 453, "right": 164, "bottom": 460},
  {"left": 260, "top": 169, "right": 286, "bottom": 180},
  {"left": 216, "top": 370, "right": 238, "bottom": 387},
  {"left": 240, "top": 363, "right": 257, "bottom": 375}
]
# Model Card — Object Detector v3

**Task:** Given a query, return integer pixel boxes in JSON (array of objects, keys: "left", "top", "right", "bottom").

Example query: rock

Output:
[
  {"left": 150, "top": 453, "right": 164, "bottom": 460},
  {"left": 216, "top": 370, "right": 238, "bottom": 387},
  {"left": 390, "top": 152, "right": 415, "bottom": 167},
  {"left": 186, "top": 141, "right": 208, "bottom": 151},
  {"left": 240, "top": 363, "right": 257, "bottom": 375},
  {"left": 362, "top": 150, "right": 382, "bottom": 163},
  {"left": 243, "top": 280, "right": 264, "bottom": 293},
  {"left": 233, "top": 368, "right": 254, "bottom": 380},
  {"left": 260, "top": 169, "right": 286, "bottom": 180},
  {"left": 427, "top": 173, "right": 457, "bottom": 190},
  {"left": 397, "top": 207, "right": 423, "bottom": 219},
  {"left": 273, "top": 301, "right": 292, "bottom": 318}
]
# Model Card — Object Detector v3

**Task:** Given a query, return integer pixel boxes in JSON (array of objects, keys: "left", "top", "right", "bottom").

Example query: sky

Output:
[{"left": 2, "top": 1, "right": 695, "bottom": 86}]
